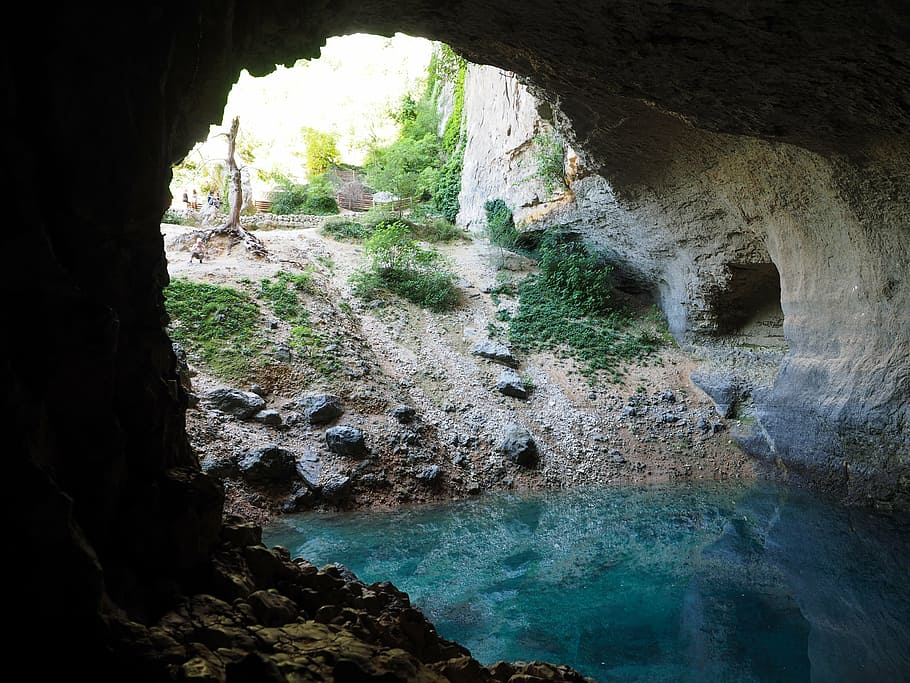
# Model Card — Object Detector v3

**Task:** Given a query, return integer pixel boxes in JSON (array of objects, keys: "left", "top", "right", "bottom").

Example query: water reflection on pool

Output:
[{"left": 264, "top": 480, "right": 910, "bottom": 682}]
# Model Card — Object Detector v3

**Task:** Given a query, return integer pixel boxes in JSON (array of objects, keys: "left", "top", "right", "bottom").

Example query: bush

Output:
[
  {"left": 321, "top": 217, "right": 374, "bottom": 240},
  {"left": 270, "top": 175, "right": 339, "bottom": 215},
  {"left": 351, "top": 222, "right": 460, "bottom": 311},
  {"left": 534, "top": 131, "right": 566, "bottom": 195},
  {"left": 537, "top": 232, "right": 613, "bottom": 314},
  {"left": 411, "top": 217, "right": 468, "bottom": 243},
  {"left": 483, "top": 199, "right": 521, "bottom": 250},
  {"left": 504, "top": 233, "right": 664, "bottom": 383},
  {"left": 433, "top": 149, "right": 463, "bottom": 222},
  {"left": 161, "top": 209, "right": 195, "bottom": 226}
]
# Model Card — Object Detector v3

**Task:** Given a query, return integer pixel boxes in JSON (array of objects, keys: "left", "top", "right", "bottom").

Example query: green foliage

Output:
[
  {"left": 161, "top": 209, "right": 195, "bottom": 226},
  {"left": 483, "top": 199, "right": 521, "bottom": 251},
  {"left": 433, "top": 148, "right": 463, "bottom": 222},
  {"left": 411, "top": 216, "right": 468, "bottom": 243},
  {"left": 442, "top": 60, "right": 467, "bottom": 154},
  {"left": 322, "top": 217, "right": 374, "bottom": 240},
  {"left": 504, "top": 238, "right": 665, "bottom": 383},
  {"left": 534, "top": 131, "right": 566, "bottom": 195},
  {"left": 164, "top": 278, "right": 265, "bottom": 382},
  {"left": 364, "top": 42, "right": 466, "bottom": 222},
  {"left": 259, "top": 270, "right": 313, "bottom": 321},
  {"left": 425, "top": 43, "right": 465, "bottom": 101},
  {"left": 322, "top": 211, "right": 466, "bottom": 245},
  {"left": 537, "top": 232, "right": 613, "bottom": 314},
  {"left": 364, "top": 134, "right": 442, "bottom": 204},
  {"left": 270, "top": 174, "right": 339, "bottom": 215},
  {"left": 350, "top": 222, "right": 460, "bottom": 311},
  {"left": 301, "top": 127, "right": 340, "bottom": 178}
]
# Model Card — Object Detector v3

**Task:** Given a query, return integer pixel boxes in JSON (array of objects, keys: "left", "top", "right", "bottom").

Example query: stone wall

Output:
[{"left": 240, "top": 212, "right": 331, "bottom": 230}]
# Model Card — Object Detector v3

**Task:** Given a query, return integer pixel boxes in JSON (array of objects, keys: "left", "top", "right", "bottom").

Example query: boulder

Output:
[
  {"left": 416, "top": 465, "right": 442, "bottom": 483},
  {"left": 321, "top": 475, "right": 351, "bottom": 502},
  {"left": 499, "top": 424, "right": 539, "bottom": 467},
  {"left": 496, "top": 369, "right": 528, "bottom": 399},
  {"left": 201, "top": 455, "right": 239, "bottom": 479},
  {"left": 237, "top": 445, "right": 297, "bottom": 483},
  {"left": 391, "top": 405, "right": 417, "bottom": 423},
  {"left": 690, "top": 371, "right": 742, "bottom": 418},
  {"left": 325, "top": 426, "right": 369, "bottom": 458},
  {"left": 471, "top": 341, "right": 518, "bottom": 367},
  {"left": 252, "top": 409, "right": 282, "bottom": 427},
  {"left": 204, "top": 388, "right": 266, "bottom": 419},
  {"left": 296, "top": 393, "right": 344, "bottom": 425},
  {"left": 295, "top": 452, "right": 322, "bottom": 488}
]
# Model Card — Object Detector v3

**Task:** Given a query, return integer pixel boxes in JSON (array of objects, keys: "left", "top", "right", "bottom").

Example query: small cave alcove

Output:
[{"left": 711, "top": 262, "right": 786, "bottom": 347}]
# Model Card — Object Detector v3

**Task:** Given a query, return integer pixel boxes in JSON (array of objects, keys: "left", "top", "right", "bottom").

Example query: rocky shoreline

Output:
[{"left": 108, "top": 515, "right": 597, "bottom": 682}]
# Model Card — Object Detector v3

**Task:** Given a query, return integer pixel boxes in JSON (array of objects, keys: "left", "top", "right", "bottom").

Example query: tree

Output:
[
  {"left": 364, "top": 134, "right": 442, "bottom": 214},
  {"left": 204, "top": 116, "right": 268, "bottom": 258},
  {"left": 301, "top": 127, "right": 340, "bottom": 178}
]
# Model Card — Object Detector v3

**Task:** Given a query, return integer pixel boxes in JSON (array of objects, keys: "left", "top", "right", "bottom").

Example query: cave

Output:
[
  {"left": 712, "top": 263, "right": 786, "bottom": 345},
  {"left": 5, "top": 2, "right": 908, "bottom": 681}
]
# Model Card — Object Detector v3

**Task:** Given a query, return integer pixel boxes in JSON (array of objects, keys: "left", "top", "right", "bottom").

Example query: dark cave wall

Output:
[{"left": 2, "top": 0, "right": 908, "bottom": 669}]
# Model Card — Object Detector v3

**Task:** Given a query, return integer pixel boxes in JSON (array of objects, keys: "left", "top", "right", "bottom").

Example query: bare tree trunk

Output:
[
  {"left": 206, "top": 116, "right": 269, "bottom": 259},
  {"left": 225, "top": 116, "right": 243, "bottom": 229}
]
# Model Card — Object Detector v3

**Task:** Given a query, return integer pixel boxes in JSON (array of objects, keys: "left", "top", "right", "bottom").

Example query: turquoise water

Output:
[{"left": 264, "top": 481, "right": 910, "bottom": 682}]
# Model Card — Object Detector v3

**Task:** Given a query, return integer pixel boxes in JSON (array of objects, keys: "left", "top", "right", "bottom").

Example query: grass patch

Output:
[
  {"left": 164, "top": 278, "right": 265, "bottom": 382},
  {"left": 321, "top": 217, "right": 374, "bottom": 240},
  {"left": 258, "top": 270, "right": 314, "bottom": 321}
]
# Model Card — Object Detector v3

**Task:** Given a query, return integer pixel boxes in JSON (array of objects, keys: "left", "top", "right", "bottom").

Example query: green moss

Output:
[{"left": 164, "top": 278, "right": 266, "bottom": 382}]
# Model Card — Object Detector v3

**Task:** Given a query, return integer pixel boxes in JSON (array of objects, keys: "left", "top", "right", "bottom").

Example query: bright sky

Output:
[{"left": 193, "top": 33, "right": 433, "bottom": 190}]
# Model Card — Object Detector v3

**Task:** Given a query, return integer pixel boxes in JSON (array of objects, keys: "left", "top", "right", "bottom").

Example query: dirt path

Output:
[{"left": 162, "top": 221, "right": 754, "bottom": 524}]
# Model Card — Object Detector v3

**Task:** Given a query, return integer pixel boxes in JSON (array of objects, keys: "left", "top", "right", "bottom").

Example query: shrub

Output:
[
  {"left": 504, "top": 233, "right": 664, "bottom": 383},
  {"left": 351, "top": 222, "right": 460, "bottom": 311},
  {"left": 321, "top": 217, "right": 373, "bottom": 240},
  {"left": 483, "top": 199, "right": 521, "bottom": 251},
  {"left": 433, "top": 149, "right": 463, "bottom": 222},
  {"left": 534, "top": 131, "right": 566, "bottom": 195},
  {"left": 161, "top": 209, "right": 195, "bottom": 226},
  {"left": 411, "top": 217, "right": 468, "bottom": 243},
  {"left": 270, "top": 175, "right": 339, "bottom": 215},
  {"left": 537, "top": 232, "right": 613, "bottom": 314}
]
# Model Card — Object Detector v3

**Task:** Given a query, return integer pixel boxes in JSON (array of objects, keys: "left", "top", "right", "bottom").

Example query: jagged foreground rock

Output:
[{"left": 107, "top": 516, "right": 594, "bottom": 682}]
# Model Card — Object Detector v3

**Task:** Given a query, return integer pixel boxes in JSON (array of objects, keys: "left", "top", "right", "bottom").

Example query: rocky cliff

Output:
[{"left": 457, "top": 66, "right": 909, "bottom": 507}]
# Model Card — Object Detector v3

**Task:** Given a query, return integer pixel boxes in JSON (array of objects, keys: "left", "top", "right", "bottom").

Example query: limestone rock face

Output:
[
  {"left": 455, "top": 65, "right": 909, "bottom": 507},
  {"left": 457, "top": 64, "right": 554, "bottom": 229}
]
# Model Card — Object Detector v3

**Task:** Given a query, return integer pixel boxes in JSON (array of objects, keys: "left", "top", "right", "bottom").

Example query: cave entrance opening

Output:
[{"left": 714, "top": 262, "right": 786, "bottom": 347}]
